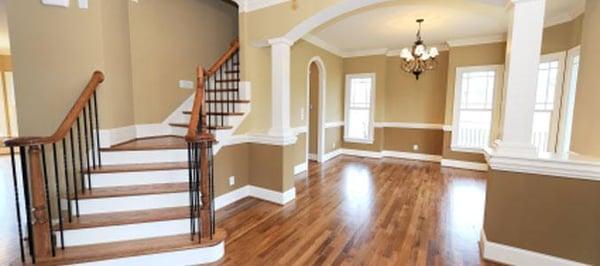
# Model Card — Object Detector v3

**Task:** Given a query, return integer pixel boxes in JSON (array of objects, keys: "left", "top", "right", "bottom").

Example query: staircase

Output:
[{"left": 5, "top": 39, "right": 242, "bottom": 265}]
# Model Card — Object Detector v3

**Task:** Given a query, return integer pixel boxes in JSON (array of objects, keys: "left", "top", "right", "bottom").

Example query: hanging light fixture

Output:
[{"left": 400, "top": 19, "right": 439, "bottom": 80}]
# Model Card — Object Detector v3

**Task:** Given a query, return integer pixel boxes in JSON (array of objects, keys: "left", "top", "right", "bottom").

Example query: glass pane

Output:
[
  {"left": 532, "top": 111, "right": 551, "bottom": 153},
  {"left": 350, "top": 78, "right": 371, "bottom": 109},
  {"left": 460, "top": 71, "right": 495, "bottom": 110},
  {"left": 347, "top": 109, "right": 370, "bottom": 140},
  {"left": 456, "top": 110, "right": 492, "bottom": 148},
  {"left": 535, "top": 60, "right": 560, "bottom": 111}
]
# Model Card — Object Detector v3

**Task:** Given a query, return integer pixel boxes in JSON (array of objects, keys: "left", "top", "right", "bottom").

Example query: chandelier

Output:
[{"left": 400, "top": 19, "right": 439, "bottom": 80}]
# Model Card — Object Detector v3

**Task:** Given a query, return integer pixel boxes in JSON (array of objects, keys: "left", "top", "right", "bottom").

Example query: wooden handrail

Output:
[
  {"left": 185, "top": 38, "right": 239, "bottom": 142},
  {"left": 206, "top": 38, "right": 239, "bottom": 77},
  {"left": 5, "top": 71, "right": 105, "bottom": 147}
]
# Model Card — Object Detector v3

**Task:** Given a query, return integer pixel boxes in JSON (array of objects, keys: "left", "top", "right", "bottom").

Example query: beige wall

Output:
[
  {"left": 484, "top": 170, "right": 600, "bottom": 265},
  {"left": 383, "top": 128, "right": 443, "bottom": 155},
  {"left": 8, "top": 0, "right": 104, "bottom": 136},
  {"left": 129, "top": 0, "right": 238, "bottom": 125},
  {"left": 214, "top": 144, "right": 250, "bottom": 196},
  {"left": 572, "top": 1, "right": 600, "bottom": 156},
  {"left": 325, "top": 126, "right": 342, "bottom": 153},
  {"left": 541, "top": 15, "right": 584, "bottom": 54},
  {"left": 385, "top": 52, "right": 448, "bottom": 124}
]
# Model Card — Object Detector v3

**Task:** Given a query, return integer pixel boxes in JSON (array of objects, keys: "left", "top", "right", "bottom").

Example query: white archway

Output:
[{"left": 305, "top": 56, "right": 327, "bottom": 162}]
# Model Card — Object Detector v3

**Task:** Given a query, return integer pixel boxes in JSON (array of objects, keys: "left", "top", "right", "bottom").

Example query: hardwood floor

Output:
[{"left": 214, "top": 155, "right": 499, "bottom": 266}]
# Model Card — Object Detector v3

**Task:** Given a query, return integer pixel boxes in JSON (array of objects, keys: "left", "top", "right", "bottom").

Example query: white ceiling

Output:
[{"left": 309, "top": 0, "right": 585, "bottom": 54}]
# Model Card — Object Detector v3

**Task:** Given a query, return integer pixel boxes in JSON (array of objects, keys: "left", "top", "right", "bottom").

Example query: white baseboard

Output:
[
  {"left": 341, "top": 149, "right": 382, "bottom": 158},
  {"left": 99, "top": 123, "right": 172, "bottom": 148},
  {"left": 214, "top": 185, "right": 296, "bottom": 208},
  {"left": 480, "top": 231, "right": 588, "bottom": 266},
  {"left": 322, "top": 149, "right": 343, "bottom": 162},
  {"left": 308, "top": 153, "right": 318, "bottom": 161},
  {"left": 382, "top": 150, "right": 442, "bottom": 162},
  {"left": 294, "top": 161, "right": 308, "bottom": 175},
  {"left": 441, "top": 159, "right": 489, "bottom": 171}
]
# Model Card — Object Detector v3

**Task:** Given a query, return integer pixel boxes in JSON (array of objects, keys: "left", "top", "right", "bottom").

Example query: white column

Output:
[
  {"left": 267, "top": 38, "right": 297, "bottom": 144},
  {"left": 494, "top": 0, "right": 546, "bottom": 156}
]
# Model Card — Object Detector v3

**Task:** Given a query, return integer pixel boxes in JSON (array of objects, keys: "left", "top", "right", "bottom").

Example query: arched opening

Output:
[{"left": 306, "top": 57, "right": 326, "bottom": 162}]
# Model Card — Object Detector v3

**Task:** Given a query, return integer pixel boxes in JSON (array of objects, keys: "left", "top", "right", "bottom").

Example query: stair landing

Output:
[{"left": 101, "top": 136, "right": 187, "bottom": 151}]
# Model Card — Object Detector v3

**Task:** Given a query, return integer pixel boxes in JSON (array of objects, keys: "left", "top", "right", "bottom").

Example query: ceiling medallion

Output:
[{"left": 400, "top": 19, "right": 439, "bottom": 80}]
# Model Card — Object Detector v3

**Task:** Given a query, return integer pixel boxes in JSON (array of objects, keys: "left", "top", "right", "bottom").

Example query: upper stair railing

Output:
[
  {"left": 4, "top": 71, "right": 105, "bottom": 263},
  {"left": 186, "top": 38, "right": 239, "bottom": 241}
]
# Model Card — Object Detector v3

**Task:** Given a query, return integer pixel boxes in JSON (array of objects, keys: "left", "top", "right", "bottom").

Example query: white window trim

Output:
[
  {"left": 344, "top": 73, "right": 376, "bottom": 144},
  {"left": 536, "top": 51, "right": 566, "bottom": 153},
  {"left": 451, "top": 65, "right": 504, "bottom": 153},
  {"left": 556, "top": 46, "right": 580, "bottom": 154}
]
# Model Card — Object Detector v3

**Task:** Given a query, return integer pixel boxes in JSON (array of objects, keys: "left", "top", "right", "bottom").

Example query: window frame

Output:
[
  {"left": 556, "top": 47, "right": 579, "bottom": 154},
  {"left": 451, "top": 65, "right": 504, "bottom": 153},
  {"left": 344, "top": 73, "right": 376, "bottom": 144}
]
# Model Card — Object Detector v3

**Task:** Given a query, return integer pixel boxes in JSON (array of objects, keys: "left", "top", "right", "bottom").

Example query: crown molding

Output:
[
  {"left": 544, "top": 1, "right": 585, "bottom": 28},
  {"left": 446, "top": 34, "right": 506, "bottom": 47}
]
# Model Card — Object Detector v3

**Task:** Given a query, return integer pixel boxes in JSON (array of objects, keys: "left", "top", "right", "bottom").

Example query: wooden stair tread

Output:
[
  {"left": 86, "top": 162, "right": 188, "bottom": 174},
  {"left": 205, "top": 89, "right": 239, "bottom": 93},
  {"left": 57, "top": 207, "right": 189, "bottom": 230},
  {"left": 169, "top": 123, "right": 233, "bottom": 130},
  {"left": 75, "top": 183, "right": 188, "bottom": 199},
  {"left": 100, "top": 136, "right": 186, "bottom": 151},
  {"left": 206, "top": 99, "right": 250, "bottom": 103},
  {"left": 37, "top": 229, "right": 226, "bottom": 265},
  {"left": 183, "top": 111, "right": 244, "bottom": 116}
]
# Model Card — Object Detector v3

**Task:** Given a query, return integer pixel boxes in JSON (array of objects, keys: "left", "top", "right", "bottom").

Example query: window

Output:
[
  {"left": 532, "top": 52, "right": 565, "bottom": 153},
  {"left": 452, "top": 66, "right": 503, "bottom": 152},
  {"left": 344, "top": 73, "right": 375, "bottom": 143}
]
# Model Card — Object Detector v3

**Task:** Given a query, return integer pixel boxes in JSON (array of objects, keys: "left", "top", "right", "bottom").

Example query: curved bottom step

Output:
[{"left": 38, "top": 229, "right": 226, "bottom": 266}]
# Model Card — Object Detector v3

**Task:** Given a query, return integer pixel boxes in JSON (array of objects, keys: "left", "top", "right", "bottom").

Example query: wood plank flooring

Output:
[{"left": 213, "top": 155, "right": 499, "bottom": 265}]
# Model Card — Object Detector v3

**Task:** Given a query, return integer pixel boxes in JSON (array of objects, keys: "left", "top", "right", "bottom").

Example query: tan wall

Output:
[
  {"left": 325, "top": 126, "right": 342, "bottom": 153},
  {"left": 541, "top": 15, "right": 584, "bottom": 54},
  {"left": 572, "top": 1, "right": 600, "bottom": 156},
  {"left": 343, "top": 55, "right": 387, "bottom": 122},
  {"left": 293, "top": 133, "right": 307, "bottom": 167},
  {"left": 484, "top": 170, "right": 600, "bottom": 265},
  {"left": 385, "top": 52, "right": 448, "bottom": 124},
  {"left": 129, "top": 0, "right": 238, "bottom": 125},
  {"left": 214, "top": 144, "right": 250, "bottom": 196},
  {"left": 342, "top": 127, "right": 384, "bottom": 152},
  {"left": 7, "top": 0, "right": 104, "bottom": 136},
  {"left": 383, "top": 128, "right": 443, "bottom": 155}
]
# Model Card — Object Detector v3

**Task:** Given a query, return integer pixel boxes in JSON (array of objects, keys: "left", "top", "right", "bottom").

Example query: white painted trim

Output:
[
  {"left": 305, "top": 56, "right": 327, "bottom": 164},
  {"left": 485, "top": 148, "right": 600, "bottom": 182},
  {"left": 441, "top": 159, "right": 488, "bottom": 171},
  {"left": 135, "top": 124, "right": 172, "bottom": 139},
  {"left": 302, "top": 34, "right": 344, "bottom": 57},
  {"left": 324, "top": 121, "right": 344, "bottom": 128},
  {"left": 382, "top": 150, "right": 442, "bottom": 162},
  {"left": 246, "top": 133, "right": 297, "bottom": 146},
  {"left": 544, "top": 0, "right": 585, "bottom": 28},
  {"left": 249, "top": 185, "right": 296, "bottom": 205},
  {"left": 308, "top": 153, "right": 318, "bottom": 161},
  {"left": 446, "top": 34, "right": 506, "bottom": 47},
  {"left": 322, "top": 149, "right": 343, "bottom": 162},
  {"left": 214, "top": 186, "right": 250, "bottom": 210},
  {"left": 341, "top": 148, "right": 382, "bottom": 158},
  {"left": 342, "top": 48, "right": 389, "bottom": 58},
  {"left": 235, "top": 0, "right": 290, "bottom": 13},
  {"left": 79, "top": 241, "right": 224, "bottom": 266},
  {"left": 41, "top": 0, "right": 69, "bottom": 7},
  {"left": 294, "top": 161, "right": 308, "bottom": 175},
  {"left": 374, "top": 122, "right": 445, "bottom": 130},
  {"left": 443, "top": 125, "right": 452, "bottom": 132},
  {"left": 480, "top": 231, "right": 589, "bottom": 266},
  {"left": 292, "top": 126, "right": 308, "bottom": 134}
]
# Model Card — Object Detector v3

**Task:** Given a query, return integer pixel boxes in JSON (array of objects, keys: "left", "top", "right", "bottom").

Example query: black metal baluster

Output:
[
  {"left": 88, "top": 100, "right": 96, "bottom": 169},
  {"left": 207, "top": 79, "right": 213, "bottom": 134},
  {"left": 40, "top": 145, "right": 55, "bottom": 256},
  {"left": 235, "top": 52, "right": 240, "bottom": 103},
  {"left": 9, "top": 147, "right": 25, "bottom": 262},
  {"left": 82, "top": 107, "right": 92, "bottom": 190},
  {"left": 93, "top": 92, "right": 102, "bottom": 167},
  {"left": 69, "top": 129, "right": 80, "bottom": 217},
  {"left": 19, "top": 146, "right": 35, "bottom": 263},
  {"left": 62, "top": 139, "right": 72, "bottom": 222},
  {"left": 76, "top": 117, "right": 85, "bottom": 192},
  {"left": 187, "top": 143, "right": 194, "bottom": 240},
  {"left": 224, "top": 63, "right": 230, "bottom": 116},
  {"left": 218, "top": 66, "right": 224, "bottom": 128},
  {"left": 52, "top": 144, "right": 65, "bottom": 249}
]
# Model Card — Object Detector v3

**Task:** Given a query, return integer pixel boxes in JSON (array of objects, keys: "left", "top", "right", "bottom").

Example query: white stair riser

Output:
[
  {"left": 90, "top": 170, "right": 189, "bottom": 188},
  {"left": 99, "top": 149, "right": 187, "bottom": 165},
  {"left": 78, "top": 242, "right": 224, "bottom": 266},
  {"left": 60, "top": 219, "right": 191, "bottom": 247},
  {"left": 171, "top": 127, "right": 230, "bottom": 139},
  {"left": 73, "top": 192, "right": 189, "bottom": 215}
]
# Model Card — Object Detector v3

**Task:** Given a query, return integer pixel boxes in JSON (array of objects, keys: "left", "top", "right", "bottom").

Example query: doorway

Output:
[{"left": 306, "top": 57, "right": 325, "bottom": 162}]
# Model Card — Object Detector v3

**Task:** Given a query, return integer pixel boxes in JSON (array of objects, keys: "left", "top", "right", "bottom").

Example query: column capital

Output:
[{"left": 268, "top": 37, "right": 294, "bottom": 47}]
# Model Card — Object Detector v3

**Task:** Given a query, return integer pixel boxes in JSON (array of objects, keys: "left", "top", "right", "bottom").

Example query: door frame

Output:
[{"left": 306, "top": 57, "right": 326, "bottom": 162}]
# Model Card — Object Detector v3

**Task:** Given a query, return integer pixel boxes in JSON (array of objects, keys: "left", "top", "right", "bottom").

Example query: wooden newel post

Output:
[
  {"left": 28, "top": 145, "right": 53, "bottom": 259},
  {"left": 199, "top": 141, "right": 211, "bottom": 239}
]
